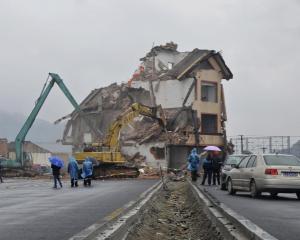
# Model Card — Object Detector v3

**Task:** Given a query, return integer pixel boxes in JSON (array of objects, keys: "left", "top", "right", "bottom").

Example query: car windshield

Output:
[
  {"left": 226, "top": 155, "right": 245, "bottom": 165},
  {"left": 264, "top": 155, "right": 300, "bottom": 166}
]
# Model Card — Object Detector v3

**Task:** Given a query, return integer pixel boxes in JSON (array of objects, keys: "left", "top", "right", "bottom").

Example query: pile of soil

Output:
[{"left": 126, "top": 181, "right": 223, "bottom": 240}]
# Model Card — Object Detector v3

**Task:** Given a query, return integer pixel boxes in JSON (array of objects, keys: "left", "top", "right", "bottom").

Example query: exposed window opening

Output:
[
  {"left": 201, "top": 81, "right": 217, "bottom": 102},
  {"left": 168, "top": 62, "right": 174, "bottom": 70},
  {"left": 150, "top": 147, "right": 165, "bottom": 160},
  {"left": 201, "top": 114, "right": 218, "bottom": 134}
]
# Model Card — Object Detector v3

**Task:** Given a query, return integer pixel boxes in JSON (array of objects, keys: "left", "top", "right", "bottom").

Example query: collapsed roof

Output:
[
  {"left": 59, "top": 83, "right": 153, "bottom": 146},
  {"left": 57, "top": 82, "right": 197, "bottom": 148},
  {"left": 131, "top": 42, "right": 233, "bottom": 82},
  {"left": 166, "top": 49, "right": 233, "bottom": 80}
]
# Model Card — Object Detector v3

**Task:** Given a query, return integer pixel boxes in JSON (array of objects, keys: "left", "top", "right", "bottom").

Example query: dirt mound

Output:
[{"left": 126, "top": 181, "right": 223, "bottom": 240}]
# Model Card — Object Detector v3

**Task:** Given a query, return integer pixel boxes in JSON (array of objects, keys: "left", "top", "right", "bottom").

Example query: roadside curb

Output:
[
  {"left": 69, "top": 180, "right": 162, "bottom": 240},
  {"left": 189, "top": 181, "right": 278, "bottom": 240}
]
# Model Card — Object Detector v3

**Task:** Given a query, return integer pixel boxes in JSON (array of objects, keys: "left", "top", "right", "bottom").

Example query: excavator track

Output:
[
  {"left": 2, "top": 168, "right": 39, "bottom": 177},
  {"left": 92, "top": 164, "right": 140, "bottom": 179}
]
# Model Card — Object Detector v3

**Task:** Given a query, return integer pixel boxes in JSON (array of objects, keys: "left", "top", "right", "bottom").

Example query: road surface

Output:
[
  {"left": 197, "top": 183, "right": 300, "bottom": 240},
  {"left": 0, "top": 178, "right": 158, "bottom": 240}
]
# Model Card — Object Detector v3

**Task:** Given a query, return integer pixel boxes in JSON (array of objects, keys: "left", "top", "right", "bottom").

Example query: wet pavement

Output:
[
  {"left": 196, "top": 181, "right": 300, "bottom": 240},
  {"left": 0, "top": 178, "right": 158, "bottom": 240}
]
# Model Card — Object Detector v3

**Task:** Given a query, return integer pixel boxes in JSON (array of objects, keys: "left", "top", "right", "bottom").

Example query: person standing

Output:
[
  {"left": 201, "top": 151, "right": 213, "bottom": 185},
  {"left": 67, "top": 157, "right": 79, "bottom": 187},
  {"left": 187, "top": 148, "right": 200, "bottom": 181},
  {"left": 81, "top": 158, "right": 93, "bottom": 187},
  {"left": 51, "top": 163, "right": 62, "bottom": 189},
  {"left": 212, "top": 151, "right": 222, "bottom": 185}
]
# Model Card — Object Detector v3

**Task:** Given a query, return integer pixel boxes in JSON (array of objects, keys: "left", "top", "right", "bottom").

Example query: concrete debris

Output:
[
  {"left": 141, "top": 41, "right": 178, "bottom": 60},
  {"left": 124, "top": 122, "right": 163, "bottom": 144},
  {"left": 168, "top": 170, "right": 186, "bottom": 182},
  {"left": 121, "top": 107, "right": 196, "bottom": 145},
  {"left": 123, "top": 152, "right": 159, "bottom": 177},
  {"left": 61, "top": 83, "right": 153, "bottom": 147},
  {"left": 124, "top": 152, "right": 146, "bottom": 166}
]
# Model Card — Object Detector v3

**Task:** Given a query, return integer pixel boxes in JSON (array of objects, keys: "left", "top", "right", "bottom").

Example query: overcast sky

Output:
[{"left": 0, "top": 0, "right": 299, "bottom": 137}]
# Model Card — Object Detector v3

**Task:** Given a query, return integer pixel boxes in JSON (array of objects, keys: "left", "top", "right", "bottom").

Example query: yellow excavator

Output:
[{"left": 74, "top": 103, "right": 167, "bottom": 178}]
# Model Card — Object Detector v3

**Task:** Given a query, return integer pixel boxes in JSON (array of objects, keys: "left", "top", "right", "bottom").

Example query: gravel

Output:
[{"left": 126, "top": 181, "right": 224, "bottom": 240}]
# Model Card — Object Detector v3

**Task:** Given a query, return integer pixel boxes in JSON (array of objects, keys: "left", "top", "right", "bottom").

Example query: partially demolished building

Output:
[{"left": 59, "top": 42, "right": 233, "bottom": 169}]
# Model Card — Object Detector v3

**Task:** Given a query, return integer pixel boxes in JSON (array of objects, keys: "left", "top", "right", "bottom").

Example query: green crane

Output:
[{"left": 15, "top": 73, "right": 80, "bottom": 165}]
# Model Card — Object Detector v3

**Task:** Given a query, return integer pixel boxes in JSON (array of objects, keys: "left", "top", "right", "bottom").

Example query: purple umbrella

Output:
[
  {"left": 49, "top": 156, "right": 64, "bottom": 168},
  {"left": 203, "top": 146, "right": 222, "bottom": 152}
]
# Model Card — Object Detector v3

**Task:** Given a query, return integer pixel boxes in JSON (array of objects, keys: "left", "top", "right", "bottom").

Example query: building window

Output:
[
  {"left": 168, "top": 62, "right": 173, "bottom": 69},
  {"left": 201, "top": 82, "right": 217, "bottom": 102},
  {"left": 201, "top": 114, "right": 218, "bottom": 134}
]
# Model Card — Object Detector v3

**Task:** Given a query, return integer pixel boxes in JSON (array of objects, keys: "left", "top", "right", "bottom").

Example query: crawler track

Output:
[{"left": 93, "top": 165, "right": 140, "bottom": 179}]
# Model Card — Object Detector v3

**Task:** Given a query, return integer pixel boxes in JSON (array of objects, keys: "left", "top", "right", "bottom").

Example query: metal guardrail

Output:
[{"left": 229, "top": 135, "right": 300, "bottom": 156}]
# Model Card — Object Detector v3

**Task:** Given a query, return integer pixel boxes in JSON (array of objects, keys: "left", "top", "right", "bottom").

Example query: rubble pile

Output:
[
  {"left": 122, "top": 121, "right": 163, "bottom": 144},
  {"left": 96, "top": 83, "right": 132, "bottom": 111},
  {"left": 89, "top": 83, "right": 196, "bottom": 147},
  {"left": 122, "top": 107, "right": 196, "bottom": 145},
  {"left": 124, "top": 152, "right": 146, "bottom": 167},
  {"left": 126, "top": 181, "right": 224, "bottom": 240},
  {"left": 123, "top": 152, "right": 161, "bottom": 178}
]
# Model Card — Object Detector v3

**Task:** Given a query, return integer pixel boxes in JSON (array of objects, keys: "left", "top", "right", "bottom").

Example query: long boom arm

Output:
[
  {"left": 104, "top": 103, "right": 167, "bottom": 151},
  {"left": 15, "top": 73, "right": 80, "bottom": 164}
]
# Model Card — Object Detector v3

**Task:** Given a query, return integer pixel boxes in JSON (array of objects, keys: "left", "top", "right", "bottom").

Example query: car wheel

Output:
[
  {"left": 227, "top": 178, "right": 236, "bottom": 195},
  {"left": 220, "top": 183, "right": 227, "bottom": 191},
  {"left": 270, "top": 192, "right": 278, "bottom": 198},
  {"left": 296, "top": 193, "right": 300, "bottom": 200},
  {"left": 250, "top": 180, "right": 261, "bottom": 198}
]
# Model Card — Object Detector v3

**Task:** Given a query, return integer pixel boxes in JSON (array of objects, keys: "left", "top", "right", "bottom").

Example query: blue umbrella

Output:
[{"left": 49, "top": 156, "right": 64, "bottom": 168}]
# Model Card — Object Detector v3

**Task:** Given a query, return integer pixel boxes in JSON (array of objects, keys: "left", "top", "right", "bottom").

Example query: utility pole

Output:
[
  {"left": 269, "top": 137, "right": 272, "bottom": 153},
  {"left": 239, "top": 135, "right": 244, "bottom": 154}
]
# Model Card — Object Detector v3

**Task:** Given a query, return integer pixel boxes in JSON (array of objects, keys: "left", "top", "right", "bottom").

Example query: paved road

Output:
[
  {"left": 197, "top": 183, "right": 300, "bottom": 240},
  {"left": 0, "top": 178, "right": 158, "bottom": 240}
]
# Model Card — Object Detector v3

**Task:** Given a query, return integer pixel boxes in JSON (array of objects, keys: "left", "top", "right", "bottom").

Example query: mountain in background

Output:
[{"left": 0, "top": 110, "right": 71, "bottom": 153}]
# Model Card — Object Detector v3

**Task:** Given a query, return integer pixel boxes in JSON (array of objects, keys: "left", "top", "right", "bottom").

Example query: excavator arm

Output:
[
  {"left": 15, "top": 73, "right": 81, "bottom": 165},
  {"left": 104, "top": 103, "right": 167, "bottom": 151},
  {"left": 74, "top": 102, "right": 167, "bottom": 179}
]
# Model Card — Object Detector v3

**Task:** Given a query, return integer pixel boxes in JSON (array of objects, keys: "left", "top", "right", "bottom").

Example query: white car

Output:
[
  {"left": 226, "top": 154, "right": 300, "bottom": 199},
  {"left": 220, "top": 154, "right": 247, "bottom": 190}
]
